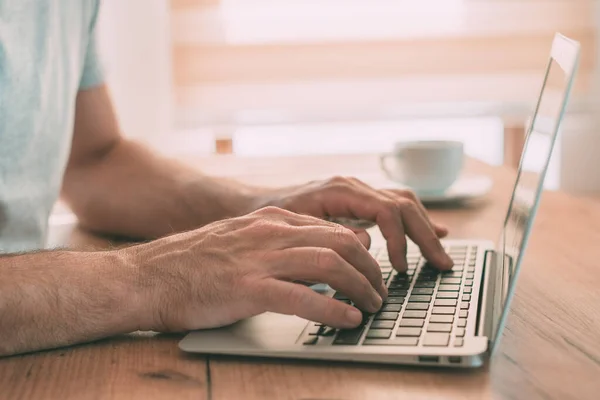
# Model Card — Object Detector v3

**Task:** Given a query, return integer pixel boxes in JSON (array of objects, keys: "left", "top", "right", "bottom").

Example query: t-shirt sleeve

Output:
[{"left": 79, "top": 1, "right": 104, "bottom": 90}]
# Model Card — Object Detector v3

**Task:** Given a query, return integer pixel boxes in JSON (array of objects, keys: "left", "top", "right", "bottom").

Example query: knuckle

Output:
[
  {"left": 333, "top": 226, "right": 358, "bottom": 247},
  {"left": 257, "top": 205, "right": 287, "bottom": 215},
  {"left": 396, "top": 198, "right": 418, "bottom": 213},
  {"left": 326, "top": 176, "right": 353, "bottom": 191},
  {"left": 246, "top": 218, "right": 281, "bottom": 237},
  {"left": 381, "top": 199, "right": 399, "bottom": 215},
  {"left": 328, "top": 175, "right": 349, "bottom": 184},
  {"left": 399, "top": 189, "right": 418, "bottom": 202},
  {"left": 316, "top": 248, "right": 342, "bottom": 270}
]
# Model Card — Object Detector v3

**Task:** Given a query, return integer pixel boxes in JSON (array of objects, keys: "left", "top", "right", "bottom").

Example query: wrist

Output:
[{"left": 104, "top": 249, "right": 152, "bottom": 333}]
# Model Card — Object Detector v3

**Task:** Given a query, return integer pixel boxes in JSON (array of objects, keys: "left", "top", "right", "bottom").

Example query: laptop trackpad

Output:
[{"left": 179, "top": 313, "right": 307, "bottom": 354}]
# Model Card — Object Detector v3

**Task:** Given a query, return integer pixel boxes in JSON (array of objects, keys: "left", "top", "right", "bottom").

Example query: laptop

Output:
[{"left": 179, "top": 33, "right": 581, "bottom": 368}]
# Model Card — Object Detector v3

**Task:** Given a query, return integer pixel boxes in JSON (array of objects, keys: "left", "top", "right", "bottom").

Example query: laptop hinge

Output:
[
  {"left": 476, "top": 250, "right": 502, "bottom": 342},
  {"left": 477, "top": 250, "right": 513, "bottom": 347}
]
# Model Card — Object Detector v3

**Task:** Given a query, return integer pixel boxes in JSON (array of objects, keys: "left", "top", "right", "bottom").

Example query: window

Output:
[
  {"left": 169, "top": 0, "right": 594, "bottom": 169},
  {"left": 97, "top": 0, "right": 596, "bottom": 189}
]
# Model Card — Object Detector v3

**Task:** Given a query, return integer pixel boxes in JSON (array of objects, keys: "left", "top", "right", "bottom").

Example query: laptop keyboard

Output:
[{"left": 302, "top": 245, "right": 478, "bottom": 347}]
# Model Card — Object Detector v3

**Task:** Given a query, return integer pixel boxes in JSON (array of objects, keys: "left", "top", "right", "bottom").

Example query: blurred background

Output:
[{"left": 95, "top": 0, "right": 599, "bottom": 193}]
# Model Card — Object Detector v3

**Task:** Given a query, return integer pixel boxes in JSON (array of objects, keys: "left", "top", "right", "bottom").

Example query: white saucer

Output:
[{"left": 379, "top": 175, "right": 494, "bottom": 205}]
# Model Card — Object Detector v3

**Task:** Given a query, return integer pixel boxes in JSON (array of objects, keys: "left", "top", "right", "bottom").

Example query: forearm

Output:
[
  {"left": 0, "top": 250, "right": 141, "bottom": 357},
  {"left": 62, "top": 139, "right": 264, "bottom": 239}
]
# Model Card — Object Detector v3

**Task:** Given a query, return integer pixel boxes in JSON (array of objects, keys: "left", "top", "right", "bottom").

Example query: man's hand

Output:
[
  {"left": 253, "top": 177, "right": 454, "bottom": 272},
  {"left": 126, "top": 207, "right": 387, "bottom": 333}
]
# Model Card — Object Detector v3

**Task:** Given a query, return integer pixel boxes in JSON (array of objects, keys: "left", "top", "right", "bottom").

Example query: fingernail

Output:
[
  {"left": 444, "top": 253, "right": 454, "bottom": 269},
  {"left": 370, "top": 289, "right": 383, "bottom": 311},
  {"left": 379, "top": 282, "right": 388, "bottom": 300},
  {"left": 345, "top": 307, "right": 363, "bottom": 325}
]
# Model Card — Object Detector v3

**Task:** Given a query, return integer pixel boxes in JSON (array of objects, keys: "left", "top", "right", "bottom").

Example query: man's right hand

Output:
[{"left": 124, "top": 207, "right": 388, "bottom": 333}]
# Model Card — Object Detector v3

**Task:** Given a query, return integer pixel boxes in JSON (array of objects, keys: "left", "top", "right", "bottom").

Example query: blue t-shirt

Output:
[{"left": 0, "top": 0, "right": 104, "bottom": 252}]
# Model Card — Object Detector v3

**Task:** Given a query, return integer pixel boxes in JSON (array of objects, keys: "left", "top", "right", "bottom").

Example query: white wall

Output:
[
  {"left": 558, "top": 3, "right": 600, "bottom": 195},
  {"left": 95, "top": 0, "right": 173, "bottom": 141}
]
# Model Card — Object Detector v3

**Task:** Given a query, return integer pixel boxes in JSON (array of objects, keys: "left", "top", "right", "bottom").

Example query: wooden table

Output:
[{"left": 2, "top": 154, "right": 600, "bottom": 400}]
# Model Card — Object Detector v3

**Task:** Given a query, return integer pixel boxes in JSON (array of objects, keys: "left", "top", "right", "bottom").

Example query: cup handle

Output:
[{"left": 379, "top": 153, "right": 399, "bottom": 180}]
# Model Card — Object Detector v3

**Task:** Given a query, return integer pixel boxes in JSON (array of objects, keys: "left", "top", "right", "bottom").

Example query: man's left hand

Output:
[{"left": 253, "top": 176, "right": 453, "bottom": 272}]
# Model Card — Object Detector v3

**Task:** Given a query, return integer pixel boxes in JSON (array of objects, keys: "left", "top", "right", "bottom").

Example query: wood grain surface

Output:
[{"left": 1, "top": 154, "right": 599, "bottom": 400}]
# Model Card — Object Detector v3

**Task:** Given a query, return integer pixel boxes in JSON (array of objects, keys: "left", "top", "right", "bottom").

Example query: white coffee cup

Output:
[{"left": 379, "top": 140, "right": 464, "bottom": 194}]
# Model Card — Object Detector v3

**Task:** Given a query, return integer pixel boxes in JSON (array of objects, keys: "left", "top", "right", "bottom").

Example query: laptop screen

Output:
[
  {"left": 501, "top": 59, "right": 572, "bottom": 277},
  {"left": 491, "top": 34, "right": 580, "bottom": 349}
]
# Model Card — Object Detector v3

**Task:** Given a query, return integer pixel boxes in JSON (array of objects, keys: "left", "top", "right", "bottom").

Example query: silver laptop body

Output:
[{"left": 179, "top": 33, "right": 580, "bottom": 368}]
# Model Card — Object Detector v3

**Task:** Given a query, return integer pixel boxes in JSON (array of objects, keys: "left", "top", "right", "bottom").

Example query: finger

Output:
[
  {"left": 346, "top": 178, "right": 448, "bottom": 238},
  {"left": 274, "top": 225, "right": 386, "bottom": 298},
  {"left": 316, "top": 183, "right": 452, "bottom": 271},
  {"left": 259, "top": 280, "right": 364, "bottom": 329},
  {"left": 393, "top": 201, "right": 453, "bottom": 270},
  {"left": 270, "top": 247, "right": 383, "bottom": 313},
  {"left": 353, "top": 230, "right": 371, "bottom": 249},
  {"left": 382, "top": 189, "right": 449, "bottom": 238}
]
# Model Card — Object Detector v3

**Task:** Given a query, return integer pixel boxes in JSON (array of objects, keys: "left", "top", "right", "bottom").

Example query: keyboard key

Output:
[
  {"left": 409, "top": 295, "right": 432, "bottom": 303},
  {"left": 427, "top": 323, "right": 452, "bottom": 333},
  {"left": 366, "top": 329, "right": 392, "bottom": 339},
  {"left": 375, "top": 312, "right": 399, "bottom": 320},
  {"left": 455, "top": 328, "right": 466, "bottom": 337},
  {"left": 460, "top": 302, "right": 470, "bottom": 310},
  {"left": 454, "top": 338, "right": 464, "bottom": 347},
  {"left": 457, "top": 318, "right": 467, "bottom": 327},
  {"left": 438, "top": 284, "right": 460, "bottom": 291},
  {"left": 370, "top": 320, "right": 395, "bottom": 329},
  {"left": 399, "top": 319, "right": 424, "bottom": 327},
  {"left": 414, "top": 281, "right": 436, "bottom": 288},
  {"left": 363, "top": 337, "right": 419, "bottom": 346},
  {"left": 361, "top": 312, "right": 373, "bottom": 325},
  {"left": 384, "top": 297, "right": 405, "bottom": 304},
  {"left": 388, "top": 289, "right": 408, "bottom": 297},
  {"left": 459, "top": 310, "right": 469, "bottom": 318},
  {"left": 449, "top": 245, "right": 468, "bottom": 252},
  {"left": 389, "top": 282, "right": 409, "bottom": 289},
  {"left": 396, "top": 327, "right": 422, "bottom": 337},
  {"left": 466, "top": 273, "right": 475, "bottom": 279},
  {"left": 321, "top": 327, "right": 337, "bottom": 336},
  {"left": 451, "top": 267, "right": 464, "bottom": 272},
  {"left": 462, "top": 294, "right": 471, "bottom": 302},
  {"left": 434, "top": 299, "right": 458, "bottom": 307},
  {"left": 333, "top": 327, "right": 365, "bottom": 345},
  {"left": 382, "top": 304, "right": 402, "bottom": 312},
  {"left": 430, "top": 315, "right": 454, "bottom": 323},
  {"left": 411, "top": 288, "right": 434, "bottom": 295},
  {"left": 334, "top": 293, "right": 349, "bottom": 300},
  {"left": 465, "top": 279, "right": 474, "bottom": 287},
  {"left": 308, "top": 325, "right": 322, "bottom": 335},
  {"left": 403, "top": 310, "right": 427, "bottom": 319},
  {"left": 423, "top": 333, "right": 450, "bottom": 346},
  {"left": 406, "top": 303, "right": 429, "bottom": 311},
  {"left": 443, "top": 271, "right": 463, "bottom": 278},
  {"left": 432, "top": 307, "right": 456, "bottom": 315},
  {"left": 303, "top": 336, "right": 319, "bottom": 345},
  {"left": 467, "top": 267, "right": 476, "bottom": 273},
  {"left": 440, "top": 278, "right": 462, "bottom": 285},
  {"left": 436, "top": 292, "right": 459, "bottom": 299},
  {"left": 464, "top": 287, "right": 473, "bottom": 294}
]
